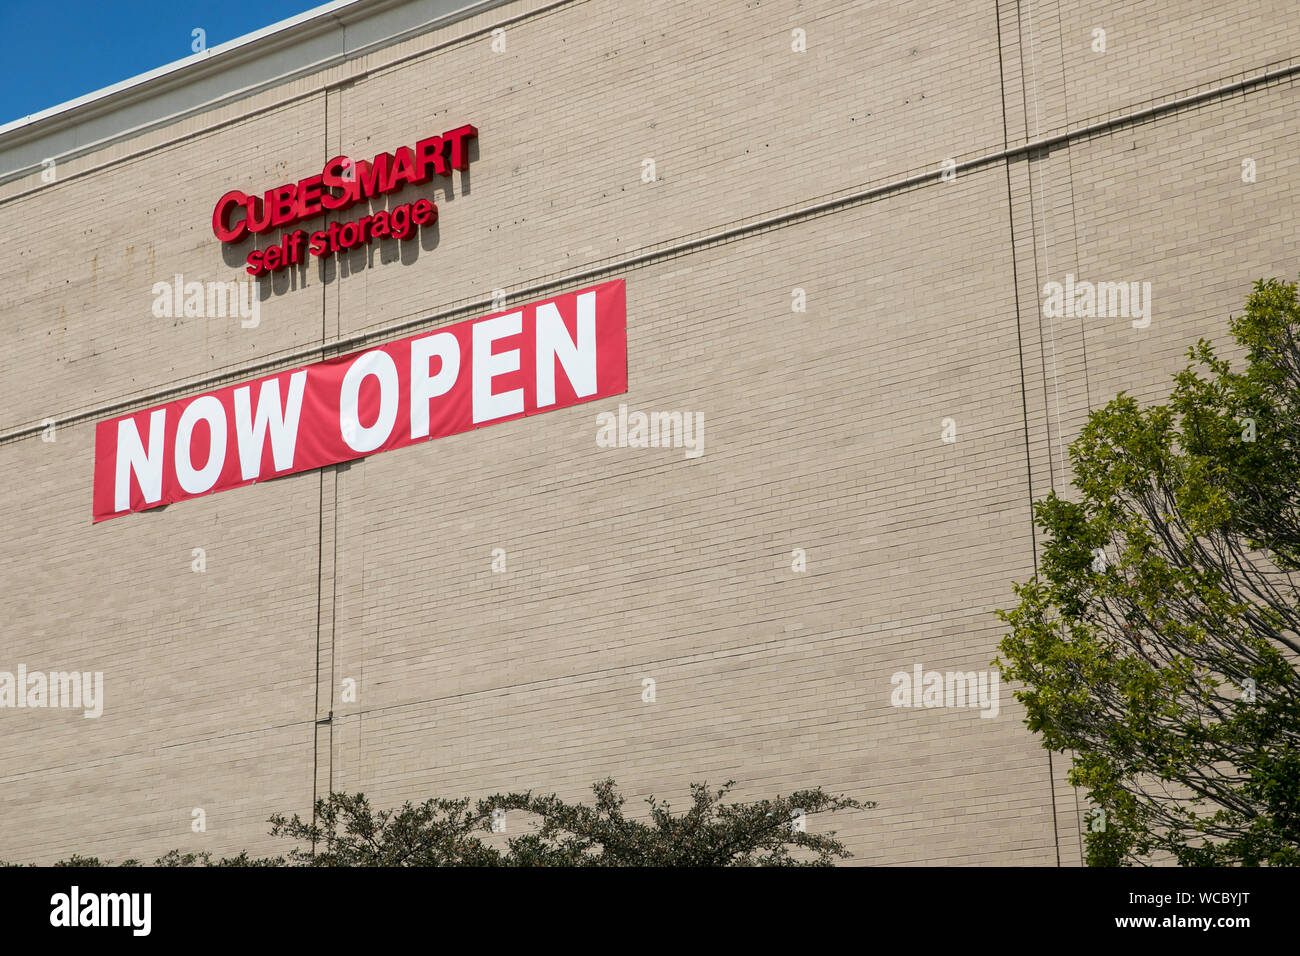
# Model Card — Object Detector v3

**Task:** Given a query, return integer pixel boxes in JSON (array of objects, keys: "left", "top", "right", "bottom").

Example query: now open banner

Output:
[{"left": 93, "top": 279, "right": 627, "bottom": 522}]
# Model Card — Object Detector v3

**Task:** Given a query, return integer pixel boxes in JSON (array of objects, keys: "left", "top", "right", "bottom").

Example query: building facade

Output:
[{"left": 2, "top": 0, "right": 1298, "bottom": 865}]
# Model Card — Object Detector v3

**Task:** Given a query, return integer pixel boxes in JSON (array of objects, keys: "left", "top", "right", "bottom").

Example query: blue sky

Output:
[{"left": 0, "top": 0, "right": 330, "bottom": 126}]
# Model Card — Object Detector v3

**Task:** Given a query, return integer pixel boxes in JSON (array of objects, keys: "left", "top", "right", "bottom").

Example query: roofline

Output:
[
  {"left": 0, "top": 0, "right": 363, "bottom": 141},
  {"left": 0, "top": 0, "right": 513, "bottom": 182}
]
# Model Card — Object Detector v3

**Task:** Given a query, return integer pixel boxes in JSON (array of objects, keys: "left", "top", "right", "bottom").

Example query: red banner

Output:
[{"left": 93, "top": 279, "right": 627, "bottom": 522}]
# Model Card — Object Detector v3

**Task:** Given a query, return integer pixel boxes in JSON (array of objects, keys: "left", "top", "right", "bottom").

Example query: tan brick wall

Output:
[{"left": 1, "top": 0, "right": 1297, "bottom": 865}]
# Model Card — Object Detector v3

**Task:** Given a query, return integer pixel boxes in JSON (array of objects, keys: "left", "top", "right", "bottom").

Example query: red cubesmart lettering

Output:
[{"left": 210, "top": 124, "right": 476, "bottom": 242}]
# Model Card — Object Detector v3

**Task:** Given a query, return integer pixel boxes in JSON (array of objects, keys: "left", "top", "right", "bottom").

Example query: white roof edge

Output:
[
  {"left": 0, "top": 0, "right": 363, "bottom": 141},
  {"left": 0, "top": 0, "right": 505, "bottom": 182}
]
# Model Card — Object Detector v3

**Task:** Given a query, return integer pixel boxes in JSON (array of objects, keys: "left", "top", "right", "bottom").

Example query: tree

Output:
[
  {"left": 996, "top": 277, "right": 1300, "bottom": 866},
  {"left": 2, "top": 779, "right": 869, "bottom": 866},
  {"left": 269, "top": 778, "right": 869, "bottom": 866}
]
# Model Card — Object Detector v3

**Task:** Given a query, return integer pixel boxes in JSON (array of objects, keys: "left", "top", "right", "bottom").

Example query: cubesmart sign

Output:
[{"left": 93, "top": 279, "right": 627, "bottom": 522}]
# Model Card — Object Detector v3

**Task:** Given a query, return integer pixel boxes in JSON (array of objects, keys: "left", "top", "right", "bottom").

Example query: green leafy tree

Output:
[
  {"left": 267, "top": 792, "right": 503, "bottom": 866},
  {"left": 270, "top": 779, "right": 869, "bottom": 866},
  {"left": 996, "top": 277, "right": 1300, "bottom": 866}
]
